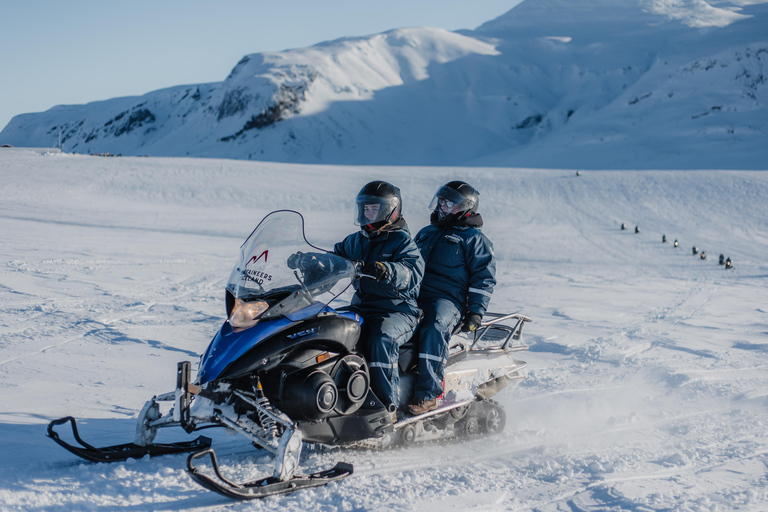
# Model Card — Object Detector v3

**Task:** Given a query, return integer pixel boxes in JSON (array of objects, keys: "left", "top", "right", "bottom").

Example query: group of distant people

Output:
[
  {"left": 294, "top": 180, "right": 496, "bottom": 420},
  {"left": 621, "top": 224, "right": 733, "bottom": 269}
]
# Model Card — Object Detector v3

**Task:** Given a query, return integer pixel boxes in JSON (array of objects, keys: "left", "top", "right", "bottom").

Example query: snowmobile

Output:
[{"left": 47, "top": 210, "right": 530, "bottom": 500}]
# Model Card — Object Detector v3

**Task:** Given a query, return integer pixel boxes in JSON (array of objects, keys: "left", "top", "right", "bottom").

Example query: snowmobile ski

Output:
[
  {"left": 47, "top": 416, "right": 212, "bottom": 463},
  {"left": 186, "top": 448, "right": 353, "bottom": 500}
]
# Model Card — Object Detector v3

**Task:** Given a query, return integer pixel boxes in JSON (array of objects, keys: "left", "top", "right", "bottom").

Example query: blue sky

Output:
[{"left": 0, "top": 1, "right": 522, "bottom": 132}]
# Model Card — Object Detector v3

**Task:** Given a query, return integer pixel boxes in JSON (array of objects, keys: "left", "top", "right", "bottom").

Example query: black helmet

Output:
[
  {"left": 429, "top": 181, "right": 479, "bottom": 220},
  {"left": 354, "top": 180, "right": 402, "bottom": 230}
]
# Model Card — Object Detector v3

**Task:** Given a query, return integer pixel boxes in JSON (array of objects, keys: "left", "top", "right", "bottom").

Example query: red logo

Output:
[{"left": 248, "top": 250, "right": 269, "bottom": 265}]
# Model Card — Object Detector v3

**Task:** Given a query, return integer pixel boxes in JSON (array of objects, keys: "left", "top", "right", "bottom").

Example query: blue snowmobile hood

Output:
[{"left": 197, "top": 303, "right": 361, "bottom": 384}]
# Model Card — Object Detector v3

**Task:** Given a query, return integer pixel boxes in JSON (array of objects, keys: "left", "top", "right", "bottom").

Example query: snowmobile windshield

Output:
[{"left": 226, "top": 210, "right": 356, "bottom": 324}]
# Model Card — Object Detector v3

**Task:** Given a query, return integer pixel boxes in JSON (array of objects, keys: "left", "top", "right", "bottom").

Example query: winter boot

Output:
[{"left": 407, "top": 398, "right": 437, "bottom": 416}]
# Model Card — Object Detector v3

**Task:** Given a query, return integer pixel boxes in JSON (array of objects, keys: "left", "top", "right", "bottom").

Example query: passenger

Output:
[
  {"left": 408, "top": 181, "right": 496, "bottom": 415},
  {"left": 332, "top": 181, "right": 424, "bottom": 415}
]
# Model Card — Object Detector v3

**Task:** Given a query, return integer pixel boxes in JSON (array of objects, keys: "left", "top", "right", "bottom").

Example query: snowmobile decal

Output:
[
  {"left": 286, "top": 327, "right": 318, "bottom": 339},
  {"left": 248, "top": 249, "right": 269, "bottom": 264}
]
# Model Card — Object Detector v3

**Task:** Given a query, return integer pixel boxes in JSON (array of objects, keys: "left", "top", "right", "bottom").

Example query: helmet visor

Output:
[
  {"left": 428, "top": 185, "right": 476, "bottom": 214},
  {"left": 355, "top": 195, "right": 399, "bottom": 226}
]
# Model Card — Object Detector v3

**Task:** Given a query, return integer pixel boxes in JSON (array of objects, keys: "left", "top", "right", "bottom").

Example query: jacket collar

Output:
[
  {"left": 430, "top": 211, "right": 483, "bottom": 228},
  {"left": 362, "top": 217, "right": 408, "bottom": 238}
]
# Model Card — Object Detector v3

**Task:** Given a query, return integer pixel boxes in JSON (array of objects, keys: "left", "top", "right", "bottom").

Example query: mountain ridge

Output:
[{"left": 1, "top": 0, "right": 765, "bottom": 169}]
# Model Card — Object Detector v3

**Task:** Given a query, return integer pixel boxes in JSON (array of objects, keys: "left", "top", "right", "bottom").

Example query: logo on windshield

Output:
[
  {"left": 244, "top": 250, "right": 272, "bottom": 284},
  {"left": 248, "top": 250, "right": 269, "bottom": 264}
]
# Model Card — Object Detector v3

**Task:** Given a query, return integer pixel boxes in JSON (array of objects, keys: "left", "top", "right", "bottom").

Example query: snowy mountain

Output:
[{"left": 1, "top": 0, "right": 766, "bottom": 168}]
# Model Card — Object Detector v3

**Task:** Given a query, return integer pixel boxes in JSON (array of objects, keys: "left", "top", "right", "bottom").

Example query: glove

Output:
[
  {"left": 287, "top": 252, "right": 323, "bottom": 270},
  {"left": 461, "top": 312, "right": 482, "bottom": 332},
  {"left": 361, "top": 261, "right": 390, "bottom": 282},
  {"left": 286, "top": 251, "right": 305, "bottom": 269}
]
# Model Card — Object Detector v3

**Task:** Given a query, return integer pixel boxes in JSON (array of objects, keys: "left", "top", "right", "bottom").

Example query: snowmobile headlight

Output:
[{"left": 229, "top": 298, "right": 269, "bottom": 331}]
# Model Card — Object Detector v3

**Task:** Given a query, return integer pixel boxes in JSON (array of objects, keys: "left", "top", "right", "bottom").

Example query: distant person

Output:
[
  {"left": 331, "top": 181, "right": 424, "bottom": 416},
  {"left": 408, "top": 181, "right": 496, "bottom": 415}
]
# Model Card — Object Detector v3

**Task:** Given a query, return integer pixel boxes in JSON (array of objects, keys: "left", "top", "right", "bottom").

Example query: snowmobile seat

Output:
[{"left": 398, "top": 341, "right": 417, "bottom": 373}]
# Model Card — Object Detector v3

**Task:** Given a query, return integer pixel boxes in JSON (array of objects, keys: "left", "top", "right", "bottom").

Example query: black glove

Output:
[
  {"left": 361, "top": 261, "right": 390, "bottom": 282},
  {"left": 287, "top": 252, "right": 324, "bottom": 270},
  {"left": 461, "top": 312, "right": 482, "bottom": 332},
  {"left": 286, "top": 251, "right": 305, "bottom": 269}
]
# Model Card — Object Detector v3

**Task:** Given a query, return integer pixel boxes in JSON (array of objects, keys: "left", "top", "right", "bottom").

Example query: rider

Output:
[
  {"left": 332, "top": 181, "right": 424, "bottom": 416},
  {"left": 408, "top": 181, "right": 496, "bottom": 415}
]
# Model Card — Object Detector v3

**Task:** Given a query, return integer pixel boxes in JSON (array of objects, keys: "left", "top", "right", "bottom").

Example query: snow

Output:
[
  {"left": 1, "top": 147, "right": 767, "bottom": 510},
  {"left": 475, "top": 0, "right": 751, "bottom": 30}
]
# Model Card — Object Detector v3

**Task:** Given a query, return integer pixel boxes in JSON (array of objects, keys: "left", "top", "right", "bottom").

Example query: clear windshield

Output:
[{"left": 226, "top": 210, "right": 356, "bottom": 320}]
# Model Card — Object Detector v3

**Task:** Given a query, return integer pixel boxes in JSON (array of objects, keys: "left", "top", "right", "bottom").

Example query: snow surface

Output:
[
  {"left": 1, "top": 147, "right": 768, "bottom": 510},
  {"left": 1, "top": 0, "right": 766, "bottom": 169}
]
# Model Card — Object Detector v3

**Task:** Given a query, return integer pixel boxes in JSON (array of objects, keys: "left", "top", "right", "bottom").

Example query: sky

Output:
[{"left": 0, "top": 0, "right": 523, "bottom": 132}]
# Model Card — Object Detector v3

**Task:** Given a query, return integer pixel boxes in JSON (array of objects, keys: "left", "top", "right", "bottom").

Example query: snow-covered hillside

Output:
[
  {"left": 1, "top": 0, "right": 766, "bottom": 169},
  {"left": 1, "top": 147, "right": 768, "bottom": 511}
]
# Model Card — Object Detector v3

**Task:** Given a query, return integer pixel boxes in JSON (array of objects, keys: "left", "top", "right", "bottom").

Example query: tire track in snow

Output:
[
  {"left": 0, "top": 212, "right": 240, "bottom": 240},
  {"left": 574, "top": 278, "right": 720, "bottom": 366},
  {"left": 547, "top": 447, "right": 768, "bottom": 511},
  {"left": 0, "top": 270, "right": 223, "bottom": 367}
]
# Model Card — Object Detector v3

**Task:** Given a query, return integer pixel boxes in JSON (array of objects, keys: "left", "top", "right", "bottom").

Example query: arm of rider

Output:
[
  {"left": 465, "top": 235, "right": 496, "bottom": 318},
  {"left": 383, "top": 236, "right": 425, "bottom": 292}
]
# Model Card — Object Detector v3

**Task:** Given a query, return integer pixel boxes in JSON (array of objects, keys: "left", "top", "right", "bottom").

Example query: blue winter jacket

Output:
[
  {"left": 333, "top": 221, "right": 424, "bottom": 317},
  {"left": 413, "top": 214, "right": 496, "bottom": 316}
]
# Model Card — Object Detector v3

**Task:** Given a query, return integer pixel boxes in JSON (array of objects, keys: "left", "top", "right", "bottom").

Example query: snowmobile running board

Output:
[
  {"left": 186, "top": 448, "right": 354, "bottom": 500},
  {"left": 47, "top": 416, "right": 212, "bottom": 463},
  {"left": 394, "top": 399, "right": 474, "bottom": 428}
]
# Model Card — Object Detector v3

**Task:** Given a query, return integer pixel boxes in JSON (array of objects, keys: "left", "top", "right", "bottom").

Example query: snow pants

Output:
[
  {"left": 413, "top": 298, "right": 462, "bottom": 401},
  {"left": 361, "top": 311, "right": 419, "bottom": 409}
]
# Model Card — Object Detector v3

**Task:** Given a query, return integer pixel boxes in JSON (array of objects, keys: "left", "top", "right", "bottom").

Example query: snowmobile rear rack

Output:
[
  {"left": 186, "top": 448, "right": 354, "bottom": 500},
  {"left": 447, "top": 313, "right": 530, "bottom": 365},
  {"left": 47, "top": 416, "right": 212, "bottom": 463},
  {"left": 471, "top": 312, "right": 531, "bottom": 352}
]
